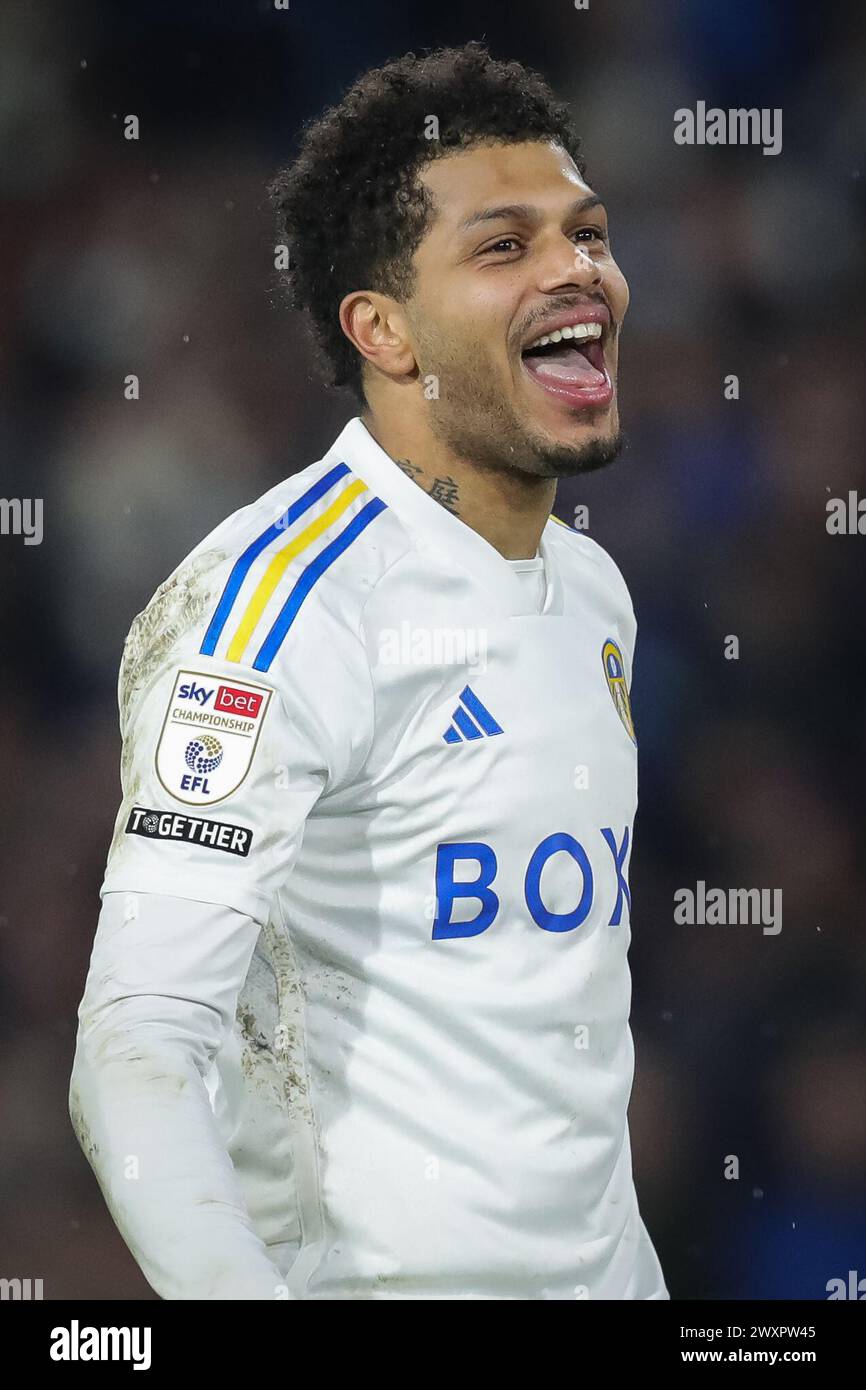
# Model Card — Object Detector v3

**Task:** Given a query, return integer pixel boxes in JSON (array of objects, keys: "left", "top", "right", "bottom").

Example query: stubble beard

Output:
[{"left": 417, "top": 333, "right": 625, "bottom": 481}]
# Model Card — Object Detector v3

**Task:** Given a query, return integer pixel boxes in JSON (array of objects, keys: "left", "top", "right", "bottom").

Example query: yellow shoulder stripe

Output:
[{"left": 226, "top": 477, "right": 368, "bottom": 662}]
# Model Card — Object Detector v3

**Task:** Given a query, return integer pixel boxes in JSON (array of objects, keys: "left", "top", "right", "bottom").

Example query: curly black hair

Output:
[{"left": 268, "top": 42, "right": 586, "bottom": 401}]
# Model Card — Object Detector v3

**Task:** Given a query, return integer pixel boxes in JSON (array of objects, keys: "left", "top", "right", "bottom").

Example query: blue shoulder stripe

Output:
[
  {"left": 200, "top": 461, "right": 351, "bottom": 657},
  {"left": 252, "top": 496, "right": 388, "bottom": 672}
]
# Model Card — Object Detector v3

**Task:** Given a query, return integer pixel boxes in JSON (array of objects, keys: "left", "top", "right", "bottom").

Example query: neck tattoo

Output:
[{"left": 395, "top": 458, "right": 461, "bottom": 516}]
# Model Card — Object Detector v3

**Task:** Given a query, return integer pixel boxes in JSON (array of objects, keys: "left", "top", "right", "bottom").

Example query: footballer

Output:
[{"left": 70, "top": 42, "right": 669, "bottom": 1301}]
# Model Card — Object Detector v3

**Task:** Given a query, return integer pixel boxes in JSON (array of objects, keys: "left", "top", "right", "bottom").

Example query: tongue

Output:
[{"left": 524, "top": 346, "right": 606, "bottom": 387}]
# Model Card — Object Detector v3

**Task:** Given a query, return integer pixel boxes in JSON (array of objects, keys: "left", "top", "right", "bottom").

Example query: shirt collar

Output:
[{"left": 326, "top": 416, "right": 562, "bottom": 616}]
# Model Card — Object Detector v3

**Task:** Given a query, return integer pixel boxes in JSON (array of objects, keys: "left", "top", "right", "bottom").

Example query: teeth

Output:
[{"left": 527, "top": 322, "right": 603, "bottom": 350}]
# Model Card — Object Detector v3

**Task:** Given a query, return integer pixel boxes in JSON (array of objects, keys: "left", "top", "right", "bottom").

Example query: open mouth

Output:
[{"left": 520, "top": 322, "right": 613, "bottom": 409}]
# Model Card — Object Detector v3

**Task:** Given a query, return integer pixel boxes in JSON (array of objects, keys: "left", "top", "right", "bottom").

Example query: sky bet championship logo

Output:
[{"left": 156, "top": 669, "right": 272, "bottom": 805}]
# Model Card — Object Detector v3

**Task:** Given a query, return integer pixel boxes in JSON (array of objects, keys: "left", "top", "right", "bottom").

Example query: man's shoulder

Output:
[
  {"left": 545, "top": 514, "right": 634, "bottom": 608},
  {"left": 119, "top": 448, "right": 412, "bottom": 717}
]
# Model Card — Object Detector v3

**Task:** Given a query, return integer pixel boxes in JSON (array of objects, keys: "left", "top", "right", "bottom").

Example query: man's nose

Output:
[{"left": 536, "top": 239, "right": 603, "bottom": 295}]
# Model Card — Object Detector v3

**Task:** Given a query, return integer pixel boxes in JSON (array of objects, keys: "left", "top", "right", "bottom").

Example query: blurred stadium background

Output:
[{"left": 1, "top": 0, "right": 864, "bottom": 1299}]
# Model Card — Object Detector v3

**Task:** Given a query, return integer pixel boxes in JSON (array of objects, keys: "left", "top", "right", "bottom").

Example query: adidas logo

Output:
[{"left": 442, "top": 686, "right": 504, "bottom": 743}]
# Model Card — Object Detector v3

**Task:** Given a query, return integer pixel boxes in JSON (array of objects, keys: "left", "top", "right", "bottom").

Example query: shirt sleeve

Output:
[
  {"left": 100, "top": 627, "right": 372, "bottom": 920},
  {"left": 69, "top": 890, "right": 292, "bottom": 1300},
  {"left": 72, "top": 560, "right": 374, "bottom": 1297}
]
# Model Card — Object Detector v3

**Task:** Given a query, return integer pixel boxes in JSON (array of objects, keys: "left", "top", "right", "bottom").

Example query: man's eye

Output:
[
  {"left": 574, "top": 226, "right": 608, "bottom": 244},
  {"left": 483, "top": 238, "right": 522, "bottom": 254}
]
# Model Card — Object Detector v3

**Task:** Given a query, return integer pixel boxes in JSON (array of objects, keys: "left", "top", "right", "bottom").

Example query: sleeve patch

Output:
[{"left": 155, "top": 669, "right": 273, "bottom": 805}]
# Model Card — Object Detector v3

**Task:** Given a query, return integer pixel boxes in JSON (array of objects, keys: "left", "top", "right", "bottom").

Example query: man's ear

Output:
[{"left": 339, "top": 291, "right": 417, "bottom": 382}]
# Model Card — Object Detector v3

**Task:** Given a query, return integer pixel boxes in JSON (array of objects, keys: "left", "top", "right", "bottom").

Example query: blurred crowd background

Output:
[{"left": 1, "top": 0, "right": 864, "bottom": 1299}]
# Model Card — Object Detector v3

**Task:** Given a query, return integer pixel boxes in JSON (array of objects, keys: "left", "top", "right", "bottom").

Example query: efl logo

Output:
[{"left": 215, "top": 684, "right": 264, "bottom": 718}]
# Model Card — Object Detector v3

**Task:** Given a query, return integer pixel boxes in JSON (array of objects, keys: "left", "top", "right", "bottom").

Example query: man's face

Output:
[{"left": 404, "top": 139, "right": 629, "bottom": 478}]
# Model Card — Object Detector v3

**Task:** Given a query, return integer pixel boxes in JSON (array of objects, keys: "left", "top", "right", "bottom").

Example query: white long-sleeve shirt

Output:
[
  {"left": 70, "top": 892, "right": 293, "bottom": 1299},
  {"left": 71, "top": 415, "right": 669, "bottom": 1299}
]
